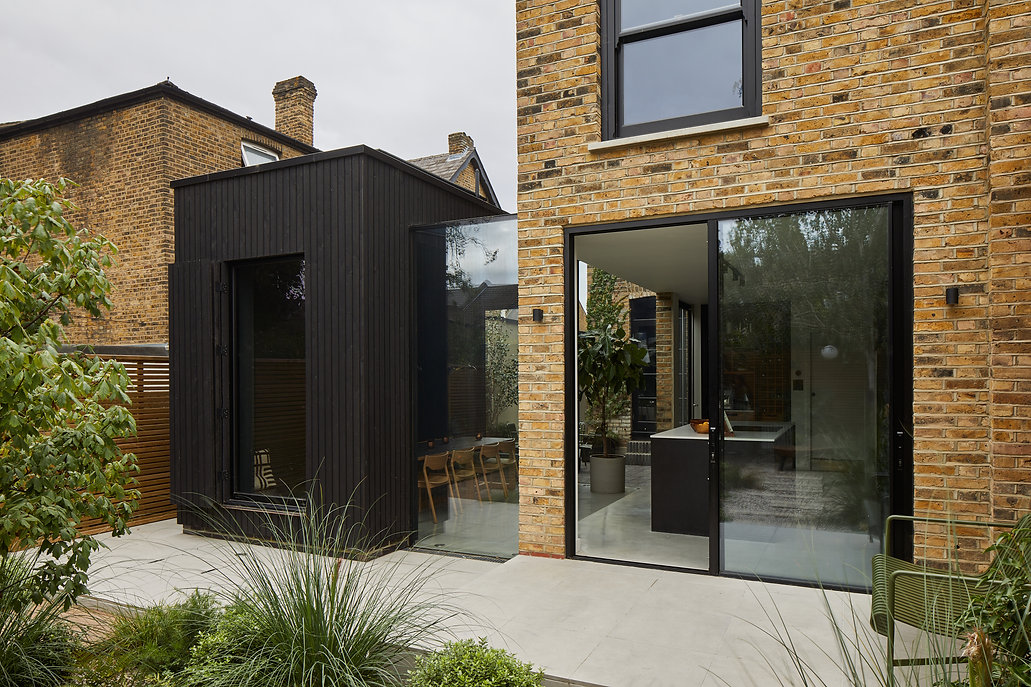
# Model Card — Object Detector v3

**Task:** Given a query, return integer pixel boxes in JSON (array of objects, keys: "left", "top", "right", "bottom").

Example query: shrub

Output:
[
  {"left": 408, "top": 638, "right": 544, "bottom": 687},
  {"left": 95, "top": 591, "right": 220, "bottom": 680},
  {"left": 178, "top": 493, "right": 463, "bottom": 687},
  {"left": 0, "top": 553, "right": 78, "bottom": 687}
]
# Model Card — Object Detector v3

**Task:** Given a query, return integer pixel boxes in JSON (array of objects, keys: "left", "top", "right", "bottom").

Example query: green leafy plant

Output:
[
  {"left": 0, "top": 552, "right": 78, "bottom": 687},
  {"left": 93, "top": 591, "right": 220, "bottom": 681},
  {"left": 0, "top": 176, "right": 139, "bottom": 607},
  {"left": 408, "top": 638, "right": 544, "bottom": 687},
  {"left": 179, "top": 492, "right": 463, "bottom": 687},
  {"left": 953, "top": 522, "right": 1031, "bottom": 687},
  {"left": 577, "top": 322, "right": 647, "bottom": 457}
]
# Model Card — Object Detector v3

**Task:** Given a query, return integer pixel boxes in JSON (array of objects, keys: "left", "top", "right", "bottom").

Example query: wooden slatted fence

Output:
[{"left": 80, "top": 355, "right": 175, "bottom": 534}]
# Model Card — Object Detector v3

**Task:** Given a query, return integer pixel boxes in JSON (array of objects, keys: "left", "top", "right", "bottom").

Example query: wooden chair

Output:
[
  {"left": 476, "top": 442, "right": 508, "bottom": 499},
  {"left": 497, "top": 439, "right": 517, "bottom": 486},
  {"left": 449, "top": 447, "right": 482, "bottom": 511},
  {"left": 871, "top": 513, "right": 1031, "bottom": 686},
  {"left": 418, "top": 451, "right": 453, "bottom": 524}
]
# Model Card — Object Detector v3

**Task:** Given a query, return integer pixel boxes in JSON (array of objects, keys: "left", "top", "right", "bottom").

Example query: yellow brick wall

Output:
[
  {"left": 516, "top": 0, "right": 1029, "bottom": 564},
  {"left": 0, "top": 96, "right": 309, "bottom": 345}
]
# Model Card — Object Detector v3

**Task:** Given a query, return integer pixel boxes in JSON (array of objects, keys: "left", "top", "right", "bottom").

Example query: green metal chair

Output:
[{"left": 871, "top": 513, "right": 1031, "bottom": 686}]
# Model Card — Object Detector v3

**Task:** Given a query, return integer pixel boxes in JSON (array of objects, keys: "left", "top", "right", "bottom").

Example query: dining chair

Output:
[
  {"left": 476, "top": 442, "right": 508, "bottom": 499},
  {"left": 497, "top": 439, "right": 517, "bottom": 488},
  {"left": 418, "top": 451, "right": 453, "bottom": 524},
  {"left": 449, "top": 447, "right": 483, "bottom": 510}
]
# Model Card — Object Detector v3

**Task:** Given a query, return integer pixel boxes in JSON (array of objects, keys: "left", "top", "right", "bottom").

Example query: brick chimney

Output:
[
  {"left": 448, "top": 131, "right": 474, "bottom": 155},
  {"left": 272, "top": 76, "right": 317, "bottom": 147}
]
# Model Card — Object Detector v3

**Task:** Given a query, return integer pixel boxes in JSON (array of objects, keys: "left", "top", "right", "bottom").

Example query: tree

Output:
[
  {"left": 578, "top": 268, "right": 647, "bottom": 456},
  {"left": 483, "top": 311, "right": 518, "bottom": 434},
  {"left": 0, "top": 177, "right": 139, "bottom": 609}
]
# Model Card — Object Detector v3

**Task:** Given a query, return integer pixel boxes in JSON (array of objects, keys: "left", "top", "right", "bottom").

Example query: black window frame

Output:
[{"left": 601, "top": 0, "right": 761, "bottom": 139}]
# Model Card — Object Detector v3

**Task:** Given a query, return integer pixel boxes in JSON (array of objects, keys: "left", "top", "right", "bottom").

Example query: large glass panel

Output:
[
  {"left": 575, "top": 223, "right": 709, "bottom": 570},
  {"left": 622, "top": 20, "right": 742, "bottom": 127},
  {"left": 413, "top": 216, "right": 519, "bottom": 558},
  {"left": 234, "top": 256, "right": 306, "bottom": 498},
  {"left": 718, "top": 207, "right": 891, "bottom": 586},
  {"left": 619, "top": 0, "right": 739, "bottom": 31}
]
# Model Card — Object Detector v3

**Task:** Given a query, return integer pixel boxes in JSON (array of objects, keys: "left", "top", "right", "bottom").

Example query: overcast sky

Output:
[{"left": 0, "top": 1, "right": 517, "bottom": 210}]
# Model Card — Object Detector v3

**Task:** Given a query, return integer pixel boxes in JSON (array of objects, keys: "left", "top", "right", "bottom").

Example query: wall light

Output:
[
  {"left": 945, "top": 287, "right": 959, "bottom": 306},
  {"left": 532, "top": 308, "right": 544, "bottom": 323}
]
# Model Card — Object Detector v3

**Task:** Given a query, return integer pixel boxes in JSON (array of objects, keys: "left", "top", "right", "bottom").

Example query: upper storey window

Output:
[
  {"left": 602, "top": 0, "right": 760, "bottom": 139},
  {"left": 241, "top": 141, "right": 280, "bottom": 166}
]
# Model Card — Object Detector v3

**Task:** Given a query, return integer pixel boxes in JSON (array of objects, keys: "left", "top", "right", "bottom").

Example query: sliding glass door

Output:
[
  {"left": 716, "top": 205, "right": 893, "bottom": 587},
  {"left": 569, "top": 197, "right": 910, "bottom": 587}
]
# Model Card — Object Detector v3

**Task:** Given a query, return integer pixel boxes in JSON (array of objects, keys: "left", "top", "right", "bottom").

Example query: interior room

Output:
[{"left": 574, "top": 206, "right": 891, "bottom": 587}]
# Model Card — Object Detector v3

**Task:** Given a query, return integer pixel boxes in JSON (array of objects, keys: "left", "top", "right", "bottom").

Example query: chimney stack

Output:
[
  {"left": 448, "top": 131, "right": 474, "bottom": 155},
  {"left": 272, "top": 76, "right": 317, "bottom": 147}
]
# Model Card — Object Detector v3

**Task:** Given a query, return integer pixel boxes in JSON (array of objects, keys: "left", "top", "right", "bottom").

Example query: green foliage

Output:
[
  {"left": 408, "top": 638, "right": 544, "bottom": 687},
  {"left": 0, "top": 552, "right": 78, "bottom": 687},
  {"left": 96, "top": 591, "right": 220, "bottom": 681},
  {"left": 585, "top": 268, "right": 621, "bottom": 332},
  {"left": 179, "top": 492, "right": 462, "bottom": 687},
  {"left": 577, "top": 322, "right": 647, "bottom": 457},
  {"left": 954, "top": 523, "right": 1031, "bottom": 687},
  {"left": 484, "top": 312, "right": 518, "bottom": 434},
  {"left": 0, "top": 177, "right": 139, "bottom": 608}
]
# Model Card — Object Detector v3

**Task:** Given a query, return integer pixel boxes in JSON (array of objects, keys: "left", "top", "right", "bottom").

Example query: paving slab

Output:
[{"left": 84, "top": 520, "right": 930, "bottom": 687}]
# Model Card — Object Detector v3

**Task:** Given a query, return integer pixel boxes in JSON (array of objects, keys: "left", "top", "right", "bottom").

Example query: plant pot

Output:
[{"left": 590, "top": 454, "right": 625, "bottom": 494}]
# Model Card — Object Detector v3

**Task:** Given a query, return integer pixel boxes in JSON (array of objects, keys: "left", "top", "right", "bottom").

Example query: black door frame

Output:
[{"left": 564, "top": 193, "right": 914, "bottom": 586}]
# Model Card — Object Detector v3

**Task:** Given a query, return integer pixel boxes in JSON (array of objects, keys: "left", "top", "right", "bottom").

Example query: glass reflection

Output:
[
  {"left": 413, "top": 215, "right": 519, "bottom": 558},
  {"left": 234, "top": 256, "right": 306, "bottom": 499},
  {"left": 622, "top": 20, "right": 743, "bottom": 126},
  {"left": 718, "top": 207, "right": 891, "bottom": 586},
  {"left": 620, "top": 0, "right": 740, "bottom": 31}
]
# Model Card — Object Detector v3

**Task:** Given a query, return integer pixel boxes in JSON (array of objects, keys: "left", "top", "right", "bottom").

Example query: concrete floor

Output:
[{"left": 84, "top": 520, "right": 955, "bottom": 687}]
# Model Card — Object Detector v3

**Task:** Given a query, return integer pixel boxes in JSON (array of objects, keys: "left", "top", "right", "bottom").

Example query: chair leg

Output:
[
  {"left": 495, "top": 462, "right": 509, "bottom": 498},
  {"left": 477, "top": 456, "right": 494, "bottom": 503},
  {"left": 450, "top": 469, "right": 464, "bottom": 513},
  {"left": 424, "top": 478, "right": 438, "bottom": 524}
]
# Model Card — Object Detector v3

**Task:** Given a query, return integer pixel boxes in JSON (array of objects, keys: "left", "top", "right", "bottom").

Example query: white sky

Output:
[{"left": 0, "top": 0, "right": 517, "bottom": 210}]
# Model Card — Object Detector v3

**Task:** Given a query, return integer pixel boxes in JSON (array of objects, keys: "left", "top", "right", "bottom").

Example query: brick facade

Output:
[
  {"left": 0, "top": 84, "right": 313, "bottom": 345},
  {"left": 515, "top": 0, "right": 1030, "bottom": 566}
]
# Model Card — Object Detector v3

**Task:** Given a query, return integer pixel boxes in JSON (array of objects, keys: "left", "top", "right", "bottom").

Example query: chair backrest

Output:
[
  {"left": 479, "top": 443, "right": 500, "bottom": 460},
  {"left": 497, "top": 440, "right": 516, "bottom": 457},
  {"left": 451, "top": 447, "right": 476, "bottom": 468},
  {"left": 424, "top": 451, "right": 449, "bottom": 471}
]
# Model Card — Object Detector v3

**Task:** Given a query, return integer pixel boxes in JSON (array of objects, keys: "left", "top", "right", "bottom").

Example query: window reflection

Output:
[
  {"left": 414, "top": 216, "right": 519, "bottom": 558},
  {"left": 234, "top": 256, "right": 306, "bottom": 499}
]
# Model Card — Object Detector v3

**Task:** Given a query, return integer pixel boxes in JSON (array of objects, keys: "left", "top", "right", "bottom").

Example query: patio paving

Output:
[{"left": 83, "top": 519, "right": 951, "bottom": 687}]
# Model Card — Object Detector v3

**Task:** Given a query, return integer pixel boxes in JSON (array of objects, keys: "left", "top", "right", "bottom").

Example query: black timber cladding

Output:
[{"left": 170, "top": 146, "right": 502, "bottom": 540}]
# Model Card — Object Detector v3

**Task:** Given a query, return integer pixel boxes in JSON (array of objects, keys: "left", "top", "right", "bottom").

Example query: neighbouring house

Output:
[
  {"left": 0, "top": 78, "right": 317, "bottom": 527},
  {"left": 513, "top": 0, "right": 1030, "bottom": 588},
  {"left": 410, "top": 131, "right": 501, "bottom": 207}
]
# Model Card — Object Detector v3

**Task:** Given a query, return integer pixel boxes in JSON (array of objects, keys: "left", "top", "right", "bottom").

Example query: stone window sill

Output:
[{"left": 587, "top": 116, "right": 771, "bottom": 153}]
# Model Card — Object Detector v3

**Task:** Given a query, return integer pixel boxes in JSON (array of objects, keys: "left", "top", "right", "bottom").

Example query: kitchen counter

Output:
[{"left": 649, "top": 421, "right": 795, "bottom": 536}]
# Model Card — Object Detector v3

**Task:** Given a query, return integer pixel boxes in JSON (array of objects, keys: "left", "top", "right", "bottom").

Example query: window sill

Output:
[{"left": 587, "top": 115, "right": 770, "bottom": 153}]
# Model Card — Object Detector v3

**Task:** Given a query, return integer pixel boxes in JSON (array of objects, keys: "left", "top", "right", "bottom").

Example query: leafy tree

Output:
[
  {"left": 0, "top": 177, "right": 139, "bottom": 609},
  {"left": 484, "top": 311, "right": 518, "bottom": 434}
]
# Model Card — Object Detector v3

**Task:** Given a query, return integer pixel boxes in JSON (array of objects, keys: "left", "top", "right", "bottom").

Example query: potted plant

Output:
[{"left": 578, "top": 321, "right": 648, "bottom": 493}]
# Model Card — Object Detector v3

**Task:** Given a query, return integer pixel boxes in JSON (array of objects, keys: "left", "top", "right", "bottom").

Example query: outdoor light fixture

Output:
[
  {"left": 532, "top": 308, "right": 544, "bottom": 322},
  {"left": 820, "top": 344, "right": 839, "bottom": 360},
  {"left": 945, "top": 286, "right": 959, "bottom": 305}
]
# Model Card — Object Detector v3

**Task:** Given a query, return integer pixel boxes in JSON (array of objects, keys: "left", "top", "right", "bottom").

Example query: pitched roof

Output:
[
  {"left": 0, "top": 81, "right": 318, "bottom": 154},
  {"left": 408, "top": 149, "right": 473, "bottom": 180}
]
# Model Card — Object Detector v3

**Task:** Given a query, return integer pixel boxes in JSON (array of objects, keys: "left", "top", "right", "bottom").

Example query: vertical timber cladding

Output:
[{"left": 170, "top": 147, "right": 502, "bottom": 542}]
